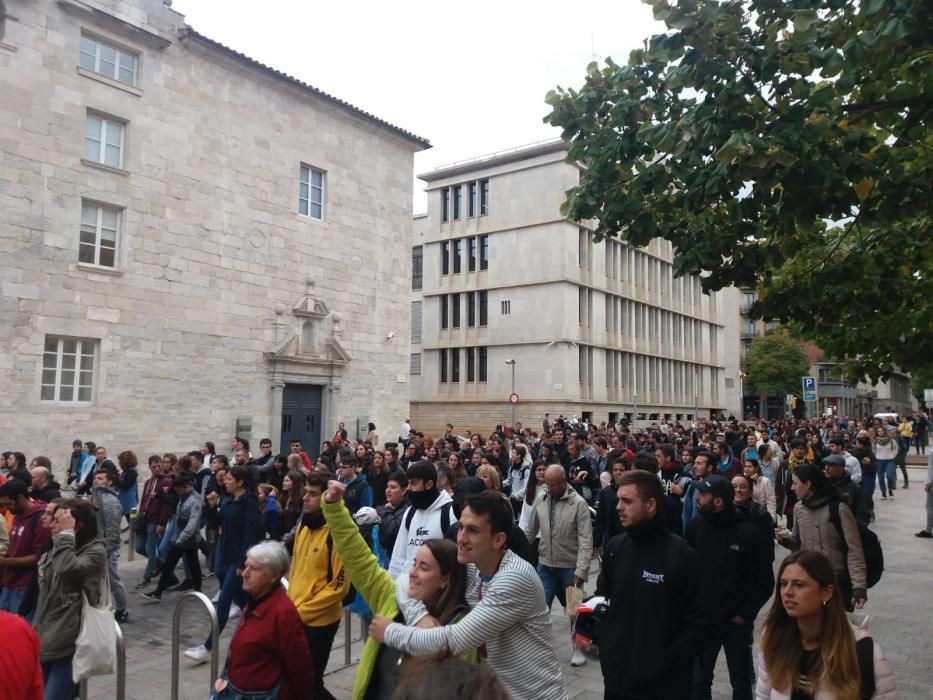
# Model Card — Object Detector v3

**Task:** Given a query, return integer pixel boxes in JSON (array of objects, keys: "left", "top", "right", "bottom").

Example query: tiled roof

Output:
[{"left": 177, "top": 27, "right": 431, "bottom": 149}]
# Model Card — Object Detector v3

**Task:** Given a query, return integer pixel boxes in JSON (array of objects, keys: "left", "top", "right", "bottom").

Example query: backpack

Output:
[
  {"left": 856, "top": 636, "right": 875, "bottom": 700},
  {"left": 828, "top": 501, "right": 884, "bottom": 588},
  {"left": 404, "top": 501, "right": 454, "bottom": 537},
  {"left": 325, "top": 533, "right": 358, "bottom": 607}
]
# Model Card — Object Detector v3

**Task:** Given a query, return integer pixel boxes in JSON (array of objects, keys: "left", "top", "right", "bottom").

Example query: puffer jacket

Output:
[
  {"left": 92, "top": 485, "right": 124, "bottom": 555},
  {"left": 32, "top": 533, "right": 107, "bottom": 662},
  {"left": 522, "top": 486, "right": 593, "bottom": 580},
  {"left": 755, "top": 622, "right": 897, "bottom": 699},
  {"left": 779, "top": 495, "right": 867, "bottom": 599}
]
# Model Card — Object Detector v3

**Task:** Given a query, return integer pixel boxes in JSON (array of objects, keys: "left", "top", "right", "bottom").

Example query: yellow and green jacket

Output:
[{"left": 322, "top": 498, "right": 476, "bottom": 700}]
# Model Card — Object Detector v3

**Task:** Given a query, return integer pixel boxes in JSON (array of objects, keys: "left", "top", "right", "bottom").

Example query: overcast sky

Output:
[{"left": 172, "top": 0, "right": 663, "bottom": 211}]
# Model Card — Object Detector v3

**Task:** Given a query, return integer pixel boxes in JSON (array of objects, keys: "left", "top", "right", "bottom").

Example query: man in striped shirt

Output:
[{"left": 370, "top": 491, "right": 567, "bottom": 700}]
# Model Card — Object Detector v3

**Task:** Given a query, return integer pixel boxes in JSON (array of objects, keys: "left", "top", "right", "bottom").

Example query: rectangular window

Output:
[
  {"left": 79, "top": 33, "right": 138, "bottom": 86},
  {"left": 467, "top": 292, "right": 476, "bottom": 327},
  {"left": 410, "top": 353, "right": 422, "bottom": 375},
  {"left": 579, "top": 287, "right": 585, "bottom": 325},
  {"left": 479, "top": 179, "right": 489, "bottom": 215},
  {"left": 84, "top": 112, "right": 125, "bottom": 168},
  {"left": 451, "top": 348, "right": 460, "bottom": 382},
  {"left": 452, "top": 185, "right": 462, "bottom": 220},
  {"left": 411, "top": 301, "right": 422, "bottom": 343},
  {"left": 441, "top": 188, "right": 450, "bottom": 222},
  {"left": 298, "top": 165, "right": 324, "bottom": 219},
  {"left": 478, "top": 346, "right": 488, "bottom": 381},
  {"left": 41, "top": 336, "right": 97, "bottom": 403},
  {"left": 468, "top": 237, "right": 477, "bottom": 272},
  {"left": 441, "top": 241, "right": 450, "bottom": 275},
  {"left": 452, "top": 294, "right": 461, "bottom": 328},
  {"left": 440, "top": 349, "right": 448, "bottom": 382},
  {"left": 467, "top": 347, "right": 476, "bottom": 382},
  {"left": 501, "top": 300, "right": 510, "bottom": 315},
  {"left": 411, "top": 246, "right": 423, "bottom": 291},
  {"left": 468, "top": 182, "right": 477, "bottom": 217},
  {"left": 440, "top": 295, "right": 449, "bottom": 329},
  {"left": 453, "top": 239, "right": 462, "bottom": 274},
  {"left": 79, "top": 201, "right": 119, "bottom": 268},
  {"left": 479, "top": 290, "right": 488, "bottom": 326},
  {"left": 479, "top": 235, "right": 489, "bottom": 270}
]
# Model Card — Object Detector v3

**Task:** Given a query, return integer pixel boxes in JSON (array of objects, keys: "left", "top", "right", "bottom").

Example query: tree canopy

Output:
[
  {"left": 544, "top": 0, "right": 932, "bottom": 383},
  {"left": 745, "top": 334, "right": 811, "bottom": 396}
]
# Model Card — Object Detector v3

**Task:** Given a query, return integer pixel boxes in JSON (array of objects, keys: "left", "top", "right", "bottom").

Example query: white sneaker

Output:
[
  {"left": 570, "top": 647, "right": 587, "bottom": 667},
  {"left": 228, "top": 603, "right": 241, "bottom": 620},
  {"left": 184, "top": 645, "right": 210, "bottom": 664},
  {"left": 210, "top": 593, "right": 219, "bottom": 603}
]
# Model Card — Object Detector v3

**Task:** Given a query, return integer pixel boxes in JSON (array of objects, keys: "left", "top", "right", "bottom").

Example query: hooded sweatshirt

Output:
[{"left": 387, "top": 489, "right": 455, "bottom": 578}]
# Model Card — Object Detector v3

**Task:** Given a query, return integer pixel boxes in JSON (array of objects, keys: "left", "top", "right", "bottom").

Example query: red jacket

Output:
[
  {"left": 226, "top": 585, "right": 314, "bottom": 700},
  {"left": 140, "top": 474, "right": 174, "bottom": 527},
  {"left": 0, "top": 610, "right": 43, "bottom": 700}
]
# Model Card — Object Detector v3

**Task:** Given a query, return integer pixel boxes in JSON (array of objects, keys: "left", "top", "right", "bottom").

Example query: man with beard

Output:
[{"left": 387, "top": 461, "right": 456, "bottom": 578}]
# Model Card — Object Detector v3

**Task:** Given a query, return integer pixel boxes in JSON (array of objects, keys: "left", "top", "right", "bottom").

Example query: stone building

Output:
[
  {"left": 409, "top": 140, "right": 741, "bottom": 434},
  {"left": 0, "top": 0, "right": 429, "bottom": 469}
]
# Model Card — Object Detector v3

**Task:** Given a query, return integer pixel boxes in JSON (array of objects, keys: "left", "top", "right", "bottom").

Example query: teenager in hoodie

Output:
[
  {"left": 92, "top": 467, "right": 129, "bottom": 622},
  {"left": 387, "top": 461, "right": 456, "bottom": 579},
  {"left": 337, "top": 455, "right": 372, "bottom": 516}
]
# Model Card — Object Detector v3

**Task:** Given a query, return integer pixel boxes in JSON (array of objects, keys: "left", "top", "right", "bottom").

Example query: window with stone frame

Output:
[
  {"left": 41, "top": 336, "right": 98, "bottom": 403},
  {"left": 79, "top": 200, "right": 120, "bottom": 268},
  {"left": 79, "top": 32, "right": 139, "bottom": 86},
  {"left": 84, "top": 112, "right": 125, "bottom": 169},
  {"left": 299, "top": 164, "right": 325, "bottom": 219}
]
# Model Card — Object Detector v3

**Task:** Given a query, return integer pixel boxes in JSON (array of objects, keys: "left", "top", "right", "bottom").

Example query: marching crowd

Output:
[{"left": 0, "top": 409, "right": 930, "bottom": 700}]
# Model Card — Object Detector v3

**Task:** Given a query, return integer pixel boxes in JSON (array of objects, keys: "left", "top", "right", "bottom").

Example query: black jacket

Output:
[
  {"left": 376, "top": 504, "right": 405, "bottom": 555},
  {"left": 31, "top": 481, "right": 62, "bottom": 503},
  {"left": 593, "top": 484, "right": 622, "bottom": 548},
  {"left": 596, "top": 515, "right": 712, "bottom": 699},
  {"left": 829, "top": 473, "right": 870, "bottom": 525},
  {"left": 684, "top": 506, "right": 774, "bottom": 626}
]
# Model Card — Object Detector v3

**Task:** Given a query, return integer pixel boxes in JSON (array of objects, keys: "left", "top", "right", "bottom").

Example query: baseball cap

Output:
[
  {"left": 822, "top": 454, "right": 847, "bottom": 468},
  {"left": 695, "top": 474, "right": 734, "bottom": 500}
]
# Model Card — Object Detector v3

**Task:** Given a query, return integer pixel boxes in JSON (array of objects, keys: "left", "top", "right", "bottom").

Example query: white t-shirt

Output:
[{"left": 400, "top": 422, "right": 411, "bottom": 440}]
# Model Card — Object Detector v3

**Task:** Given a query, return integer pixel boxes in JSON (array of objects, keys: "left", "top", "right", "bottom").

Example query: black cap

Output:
[
  {"left": 696, "top": 474, "right": 734, "bottom": 500},
  {"left": 822, "top": 454, "right": 847, "bottom": 468}
]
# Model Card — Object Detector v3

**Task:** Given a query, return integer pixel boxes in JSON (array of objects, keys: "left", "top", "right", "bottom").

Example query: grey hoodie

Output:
[
  {"left": 171, "top": 489, "right": 202, "bottom": 550},
  {"left": 92, "top": 485, "right": 124, "bottom": 555}
]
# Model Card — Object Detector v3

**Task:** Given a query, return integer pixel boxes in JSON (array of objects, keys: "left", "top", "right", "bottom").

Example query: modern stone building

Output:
[
  {"left": 0, "top": 0, "right": 429, "bottom": 469},
  {"left": 409, "top": 140, "right": 741, "bottom": 434}
]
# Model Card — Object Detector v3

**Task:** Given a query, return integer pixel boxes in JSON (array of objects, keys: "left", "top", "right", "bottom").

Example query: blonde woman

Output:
[{"left": 475, "top": 464, "right": 501, "bottom": 492}]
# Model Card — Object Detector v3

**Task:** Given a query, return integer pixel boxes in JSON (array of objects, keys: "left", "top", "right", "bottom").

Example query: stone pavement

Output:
[{"left": 90, "top": 464, "right": 931, "bottom": 699}]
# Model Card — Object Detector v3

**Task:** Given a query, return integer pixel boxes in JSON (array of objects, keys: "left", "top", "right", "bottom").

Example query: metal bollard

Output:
[
  {"left": 171, "top": 591, "right": 220, "bottom": 700},
  {"left": 77, "top": 619, "right": 126, "bottom": 699},
  {"left": 127, "top": 519, "right": 135, "bottom": 562},
  {"left": 343, "top": 608, "right": 352, "bottom": 665}
]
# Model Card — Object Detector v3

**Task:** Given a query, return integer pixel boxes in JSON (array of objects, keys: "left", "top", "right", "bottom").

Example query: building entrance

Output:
[{"left": 281, "top": 384, "right": 323, "bottom": 458}]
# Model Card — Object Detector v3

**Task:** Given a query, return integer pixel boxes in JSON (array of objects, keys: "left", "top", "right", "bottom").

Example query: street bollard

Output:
[
  {"left": 77, "top": 619, "right": 126, "bottom": 699},
  {"left": 343, "top": 608, "right": 352, "bottom": 665}
]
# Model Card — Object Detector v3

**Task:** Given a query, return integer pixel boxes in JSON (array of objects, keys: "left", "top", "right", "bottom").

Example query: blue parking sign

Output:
[{"left": 802, "top": 376, "right": 817, "bottom": 401}]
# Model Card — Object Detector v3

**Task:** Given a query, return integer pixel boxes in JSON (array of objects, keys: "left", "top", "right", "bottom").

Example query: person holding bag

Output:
[{"left": 32, "top": 498, "right": 107, "bottom": 700}]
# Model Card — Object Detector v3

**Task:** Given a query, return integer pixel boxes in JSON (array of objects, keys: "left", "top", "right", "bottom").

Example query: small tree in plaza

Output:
[
  {"left": 745, "top": 334, "right": 811, "bottom": 398},
  {"left": 544, "top": 0, "right": 932, "bottom": 384}
]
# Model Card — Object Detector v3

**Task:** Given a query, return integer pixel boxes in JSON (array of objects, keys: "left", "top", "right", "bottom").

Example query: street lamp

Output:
[{"left": 504, "top": 359, "right": 517, "bottom": 428}]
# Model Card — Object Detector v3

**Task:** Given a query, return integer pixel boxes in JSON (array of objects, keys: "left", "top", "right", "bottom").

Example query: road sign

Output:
[
  {"left": 508, "top": 392, "right": 520, "bottom": 404},
  {"left": 802, "top": 376, "right": 817, "bottom": 402},
  {"left": 925, "top": 388, "right": 933, "bottom": 403},
  {"left": 926, "top": 401, "right": 933, "bottom": 409}
]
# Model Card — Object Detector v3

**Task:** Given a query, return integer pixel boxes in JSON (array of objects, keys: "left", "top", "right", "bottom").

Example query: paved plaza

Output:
[{"left": 86, "top": 463, "right": 932, "bottom": 699}]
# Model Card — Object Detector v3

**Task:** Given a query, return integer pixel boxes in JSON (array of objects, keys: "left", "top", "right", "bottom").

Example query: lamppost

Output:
[
  {"left": 738, "top": 370, "right": 747, "bottom": 420},
  {"left": 633, "top": 391, "right": 638, "bottom": 429},
  {"left": 504, "top": 358, "right": 517, "bottom": 428}
]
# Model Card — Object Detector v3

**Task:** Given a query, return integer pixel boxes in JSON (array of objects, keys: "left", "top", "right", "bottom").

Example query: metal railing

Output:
[
  {"left": 78, "top": 620, "right": 126, "bottom": 699},
  {"left": 325, "top": 608, "right": 369, "bottom": 674},
  {"left": 171, "top": 591, "right": 219, "bottom": 700}
]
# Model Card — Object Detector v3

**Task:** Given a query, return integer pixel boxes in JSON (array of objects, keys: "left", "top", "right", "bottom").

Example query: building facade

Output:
[
  {"left": 0, "top": 0, "right": 428, "bottom": 467},
  {"left": 410, "top": 140, "right": 741, "bottom": 434}
]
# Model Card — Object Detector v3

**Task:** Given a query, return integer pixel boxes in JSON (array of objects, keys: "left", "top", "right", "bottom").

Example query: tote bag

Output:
[{"left": 72, "top": 567, "right": 117, "bottom": 682}]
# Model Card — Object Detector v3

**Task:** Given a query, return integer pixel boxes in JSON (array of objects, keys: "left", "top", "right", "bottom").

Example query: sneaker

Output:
[
  {"left": 114, "top": 609, "right": 129, "bottom": 624},
  {"left": 889, "top": 492, "right": 894, "bottom": 499},
  {"left": 916, "top": 530, "right": 933, "bottom": 539},
  {"left": 168, "top": 579, "right": 197, "bottom": 593},
  {"left": 164, "top": 574, "right": 180, "bottom": 588},
  {"left": 134, "top": 578, "right": 151, "bottom": 590},
  {"left": 228, "top": 603, "right": 242, "bottom": 620},
  {"left": 570, "top": 647, "right": 587, "bottom": 667},
  {"left": 881, "top": 494, "right": 887, "bottom": 500},
  {"left": 210, "top": 593, "right": 220, "bottom": 603},
  {"left": 140, "top": 590, "right": 161, "bottom": 604},
  {"left": 184, "top": 645, "right": 210, "bottom": 664}
]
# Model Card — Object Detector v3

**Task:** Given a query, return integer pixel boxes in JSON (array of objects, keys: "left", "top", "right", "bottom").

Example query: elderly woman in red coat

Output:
[{"left": 212, "top": 541, "right": 314, "bottom": 700}]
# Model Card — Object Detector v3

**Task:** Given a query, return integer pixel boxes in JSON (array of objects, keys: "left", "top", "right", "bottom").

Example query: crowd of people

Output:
[{"left": 0, "top": 409, "right": 928, "bottom": 699}]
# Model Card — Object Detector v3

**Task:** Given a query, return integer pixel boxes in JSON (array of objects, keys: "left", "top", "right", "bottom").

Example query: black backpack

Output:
[
  {"left": 828, "top": 501, "right": 884, "bottom": 588},
  {"left": 404, "top": 501, "right": 454, "bottom": 537}
]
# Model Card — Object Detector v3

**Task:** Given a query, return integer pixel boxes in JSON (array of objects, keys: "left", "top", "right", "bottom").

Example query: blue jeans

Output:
[
  {"left": 693, "top": 621, "right": 754, "bottom": 700},
  {"left": 536, "top": 564, "right": 576, "bottom": 610},
  {"left": 877, "top": 460, "right": 896, "bottom": 496},
  {"left": 0, "top": 587, "right": 26, "bottom": 613},
  {"left": 42, "top": 656, "right": 75, "bottom": 700},
  {"left": 860, "top": 473, "right": 876, "bottom": 511},
  {"left": 205, "top": 556, "right": 243, "bottom": 651},
  {"left": 136, "top": 521, "right": 162, "bottom": 581}
]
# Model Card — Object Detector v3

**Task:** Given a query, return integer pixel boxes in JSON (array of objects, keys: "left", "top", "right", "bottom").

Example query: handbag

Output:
[{"left": 72, "top": 565, "right": 117, "bottom": 682}]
